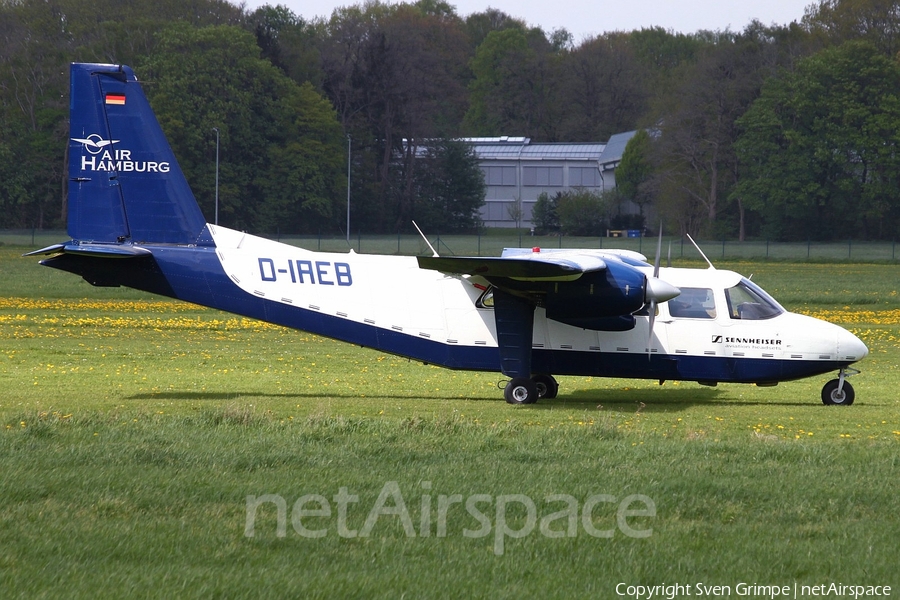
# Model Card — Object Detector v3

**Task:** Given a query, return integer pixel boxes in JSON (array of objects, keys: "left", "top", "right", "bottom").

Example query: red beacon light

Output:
[{"left": 532, "top": 247, "right": 541, "bottom": 253}]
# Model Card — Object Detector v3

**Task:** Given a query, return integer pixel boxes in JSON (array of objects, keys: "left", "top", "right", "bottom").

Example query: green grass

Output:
[{"left": 2, "top": 247, "right": 899, "bottom": 597}]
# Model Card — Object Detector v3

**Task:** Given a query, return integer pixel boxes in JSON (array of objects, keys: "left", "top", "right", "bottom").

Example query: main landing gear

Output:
[
  {"left": 821, "top": 367, "right": 859, "bottom": 406},
  {"left": 504, "top": 374, "right": 559, "bottom": 405}
]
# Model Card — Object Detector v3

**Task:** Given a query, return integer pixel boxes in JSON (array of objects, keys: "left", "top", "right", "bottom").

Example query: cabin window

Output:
[
  {"left": 668, "top": 287, "right": 717, "bottom": 319},
  {"left": 477, "top": 287, "right": 494, "bottom": 308},
  {"left": 725, "top": 279, "right": 784, "bottom": 320}
]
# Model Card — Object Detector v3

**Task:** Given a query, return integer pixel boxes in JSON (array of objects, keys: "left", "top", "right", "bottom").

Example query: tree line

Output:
[{"left": 2, "top": 0, "right": 900, "bottom": 240}]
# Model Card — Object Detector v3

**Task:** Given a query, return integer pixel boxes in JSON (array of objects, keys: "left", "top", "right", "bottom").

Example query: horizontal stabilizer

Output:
[
  {"left": 417, "top": 254, "right": 605, "bottom": 281},
  {"left": 23, "top": 242, "right": 152, "bottom": 258}
]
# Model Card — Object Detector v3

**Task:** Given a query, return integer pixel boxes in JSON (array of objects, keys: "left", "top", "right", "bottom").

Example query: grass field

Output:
[{"left": 1, "top": 246, "right": 899, "bottom": 598}]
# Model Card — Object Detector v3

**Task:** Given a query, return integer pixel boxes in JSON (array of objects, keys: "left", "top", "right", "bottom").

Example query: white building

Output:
[{"left": 468, "top": 131, "right": 638, "bottom": 228}]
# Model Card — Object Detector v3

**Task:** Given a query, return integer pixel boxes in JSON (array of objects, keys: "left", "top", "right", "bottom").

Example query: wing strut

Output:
[{"left": 493, "top": 290, "right": 534, "bottom": 379}]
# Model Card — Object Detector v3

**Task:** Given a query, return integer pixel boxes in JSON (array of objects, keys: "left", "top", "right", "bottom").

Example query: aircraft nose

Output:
[{"left": 837, "top": 327, "right": 868, "bottom": 362}]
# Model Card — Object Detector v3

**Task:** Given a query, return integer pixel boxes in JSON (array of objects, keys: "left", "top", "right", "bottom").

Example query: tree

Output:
[
  {"left": 0, "top": 126, "right": 34, "bottom": 228},
  {"left": 140, "top": 23, "right": 345, "bottom": 233},
  {"left": 254, "top": 82, "right": 347, "bottom": 233},
  {"left": 558, "top": 33, "right": 649, "bottom": 141},
  {"left": 0, "top": 0, "right": 246, "bottom": 229},
  {"left": 463, "top": 8, "right": 527, "bottom": 49},
  {"left": 804, "top": 0, "right": 900, "bottom": 55},
  {"left": 615, "top": 129, "right": 655, "bottom": 220},
  {"left": 246, "top": 5, "right": 324, "bottom": 87},
  {"left": 463, "top": 27, "right": 563, "bottom": 140},
  {"left": 556, "top": 189, "right": 614, "bottom": 236},
  {"left": 652, "top": 27, "right": 775, "bottom": 238},
  {"left": 0, "top": 0, "right": 75, "bottom": 229},
  {"left": 410, "top": 139, "right": 485, "bottom": 232},
  {"left": 531, "top": 192, "right": 560, "bottom": 234},
  {"left": 319, "top": 3, "right": 471, "bottom": 231},
  {"left": 628, "top": 26, "right": 707, "bottom": 105},
  {"left": 733, "top": 41, "right": 900, "bottom": 240}
]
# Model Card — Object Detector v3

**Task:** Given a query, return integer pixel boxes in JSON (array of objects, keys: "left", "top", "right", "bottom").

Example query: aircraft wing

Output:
[{"left": 416, "top": 254, "right": 606, "bottom": 281}]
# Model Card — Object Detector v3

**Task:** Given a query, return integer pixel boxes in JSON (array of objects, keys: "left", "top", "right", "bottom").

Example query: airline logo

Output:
[
  {"left": 72, "top": 134, "right": 170, "bottom": 174},
  {"left": 71, "top": 134, "right": 119, "bottom": 155},
  {"left": 712, "top": 335, "right": 782, "bottom": 349}
]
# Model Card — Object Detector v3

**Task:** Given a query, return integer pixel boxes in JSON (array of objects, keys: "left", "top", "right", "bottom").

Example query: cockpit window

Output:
[
  {"left": 668, "top": 287, "right": 717, "bottom": 319},
  {"left": 725, "top": 278, "right": 784, "bottom": 320}
]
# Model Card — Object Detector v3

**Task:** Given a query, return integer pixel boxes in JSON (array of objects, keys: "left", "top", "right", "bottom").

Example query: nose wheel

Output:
[{"left": 821, "top": 368, "right": 859, "bottom": 405}]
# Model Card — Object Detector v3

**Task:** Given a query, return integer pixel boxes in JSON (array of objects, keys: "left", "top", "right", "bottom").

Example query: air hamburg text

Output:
[
  {"left": 258, "top": 258, "right": 352, "bottom": 286},
  {"left": 80, "top": 149, "right": 171, "bottom": 173}
]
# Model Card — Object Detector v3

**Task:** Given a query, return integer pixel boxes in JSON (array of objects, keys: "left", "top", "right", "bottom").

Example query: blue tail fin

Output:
[{"left": 68, "top": 63, "right": 207, "bottom": 245}]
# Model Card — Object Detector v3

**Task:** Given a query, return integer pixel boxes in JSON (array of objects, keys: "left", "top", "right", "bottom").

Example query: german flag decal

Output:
[{"left": 105, "top": 93, "right": 126, "bottom": 105}]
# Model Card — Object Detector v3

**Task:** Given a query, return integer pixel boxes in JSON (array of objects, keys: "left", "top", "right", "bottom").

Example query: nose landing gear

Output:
[{"left": 822, "top": 367, "right": 859, "bottom": 405}]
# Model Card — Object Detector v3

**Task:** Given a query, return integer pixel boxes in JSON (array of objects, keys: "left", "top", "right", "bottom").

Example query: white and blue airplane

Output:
[{"left": 28, "top": 63, "right": 868, "bottom": 405}]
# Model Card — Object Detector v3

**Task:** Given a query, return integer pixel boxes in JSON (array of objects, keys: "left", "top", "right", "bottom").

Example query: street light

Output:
[
  {"left": 346, "top": 134, "right": 351, "bottom": 241},
  {"left": 212, "top": 127, "right": 219, "bottom": 226}
]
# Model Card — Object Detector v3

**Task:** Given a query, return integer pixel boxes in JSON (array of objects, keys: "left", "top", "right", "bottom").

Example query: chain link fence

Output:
[{"left": 3, "top": 229, "right": 898, "bottom": 261}]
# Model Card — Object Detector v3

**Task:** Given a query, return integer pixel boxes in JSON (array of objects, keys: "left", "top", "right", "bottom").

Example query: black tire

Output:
[
  {"left": 504, "top": 377, "right": 539, "bottom": 404},
  {"left": 531, "top": 374, "right": 559, "bottom": 399},
  {"left": 821, "top": 379, "right": 855, "bottom": 406}
]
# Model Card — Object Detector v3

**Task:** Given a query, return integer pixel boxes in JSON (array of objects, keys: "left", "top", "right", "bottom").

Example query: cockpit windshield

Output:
[{"left": 725, "top": 278, "right": 784, "bottom": 320}]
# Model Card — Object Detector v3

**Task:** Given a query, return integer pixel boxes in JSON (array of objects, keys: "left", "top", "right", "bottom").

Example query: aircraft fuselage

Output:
[{"left": 41, "top": 225, "right": 867, "bottom": 389}]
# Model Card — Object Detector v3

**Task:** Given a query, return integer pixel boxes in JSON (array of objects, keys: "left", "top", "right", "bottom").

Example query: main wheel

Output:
[
  {"left": 822, "top": 379, "right": 855, "bottom": 406},
  {"left": 531, "top": 374, "right": 559, "bottom": 399},
  {"left": 504, "top": 377, "right": 539, "bottom": 404}
]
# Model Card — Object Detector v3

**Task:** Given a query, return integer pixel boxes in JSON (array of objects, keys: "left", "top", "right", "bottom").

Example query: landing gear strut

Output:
[{"left": 822, "top": 368, "right": 859, "bottom": 406}]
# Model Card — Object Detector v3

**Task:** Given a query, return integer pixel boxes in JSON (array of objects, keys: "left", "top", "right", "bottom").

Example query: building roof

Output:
[
  {"left": 465, "top": 137, "right": 606, "bottom": 161},
  {"left": 598, "top": 130, "right": 637, "bottom": 167}
]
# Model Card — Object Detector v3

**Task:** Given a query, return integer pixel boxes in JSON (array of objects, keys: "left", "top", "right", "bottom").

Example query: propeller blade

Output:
[
  {"left": 647, "top": 224, "right": 673, "bottom": 359},
  {"left": 653, "top": 226, "right": 663, "bottom": 278}
]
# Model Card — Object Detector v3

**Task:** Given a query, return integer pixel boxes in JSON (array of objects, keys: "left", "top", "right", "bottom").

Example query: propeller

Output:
[{"left": 645, "top": 226, "right": 680, "bottom": 358}]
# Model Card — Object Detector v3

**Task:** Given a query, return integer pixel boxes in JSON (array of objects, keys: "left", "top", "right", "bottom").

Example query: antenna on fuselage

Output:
[
  {"left": 412, "top": 220, "right": 439, "bottom": 257},
  {"left": 686, "top": 234, "right": 715, "bottom": 270}
]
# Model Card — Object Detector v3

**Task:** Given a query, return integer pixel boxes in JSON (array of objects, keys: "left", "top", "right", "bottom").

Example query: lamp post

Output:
[
  {"left": 212, "top": 127, "right": 220, "bottom": 226},
  {"left": 346, "top": 134, "right": 351, "bottom": 241}
]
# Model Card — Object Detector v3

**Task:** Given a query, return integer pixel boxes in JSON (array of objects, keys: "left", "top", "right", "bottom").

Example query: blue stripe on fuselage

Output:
[
  {"left": 146, "top": 245, "right": 848, "bottom": 385},
  {"left": 149, "top": 245, "right": 500, "bottom": 370}
]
